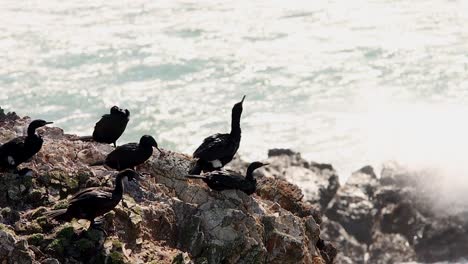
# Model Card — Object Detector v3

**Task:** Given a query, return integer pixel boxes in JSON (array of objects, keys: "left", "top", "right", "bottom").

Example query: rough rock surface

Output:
[
  {"left": 0, "top": 117, "right": 335, "bottom": 264},
  {"left": 322, "top": 162, "right": 468, "bottom": 263},
  {"left": 325, "top": 166, "right": 379, "bottom": 244},
  {"left": 3, "top": 114, "right": 467, "bottom": 264},
  {"left": 247, "top": 149, "right": 468, "bottom": 263}
]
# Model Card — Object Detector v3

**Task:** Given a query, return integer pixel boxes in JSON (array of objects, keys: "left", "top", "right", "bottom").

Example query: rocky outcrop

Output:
[
  {"left": 251, "top": 149, "right": 468, "bottom": 263},
  {"left": 4, "top": 115, "right": 467, "bottom": 264},
  {"left": 0, "top": 117, "right": 335, "bottom": 264},
  {"left": 322, "top": 162, "right": 468, "bottom": 263},
  {"left": 255, "top": 149, "right": 340, "bottom": 212},
  {"left": 325, "top": 166, "right": 378, "bottom": 244}
]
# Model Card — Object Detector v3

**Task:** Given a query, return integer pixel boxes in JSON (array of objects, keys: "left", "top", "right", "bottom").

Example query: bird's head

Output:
[
  {"left": 248, "top": 161, "right": 268, "bottom": 172},
  {"left": 246, "top": 161, "right": 268, "bottom": 180},
  {"left": 110, "top": 106, "right": 121, "bottom": 115},
  {"left": 28, "top": 119, "right": 53, "bottom": 135},
  {"left": 232, "top": 95, "right": 246, "bottom": 116},
  {"left": 110, "top": 106, "right": 130, "bottom": 117},
  {"left": 29, "top": 119, "right": 53, "bottom": 129},
  {"left": 140, "top": 135, "right": 162, "bottom": 153}
]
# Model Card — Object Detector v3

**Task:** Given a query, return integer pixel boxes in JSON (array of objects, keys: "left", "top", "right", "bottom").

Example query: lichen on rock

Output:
[{"left": 0, "top": 117, "right": 335, "bottom": 263}]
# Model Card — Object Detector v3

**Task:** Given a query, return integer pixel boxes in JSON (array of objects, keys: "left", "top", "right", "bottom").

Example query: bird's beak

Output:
[
  {"left": 156, "top": 146, "right": 162, "bottom": 153},
  {"left": 262, "top": 163, "right": 269, "bottom": 167},
  {"left": 45, "top": 121, "right": 54, "bottom": 125},
  {"left": 241, "top": 95, "right": 246, "bottom": 103}
]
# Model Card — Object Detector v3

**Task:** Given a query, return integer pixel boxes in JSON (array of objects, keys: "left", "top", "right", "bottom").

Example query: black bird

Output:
[
  {"left": 45, "top": 169, "right": 137, "bottom": 229},
  {"left": 78, "top": 106, "right": 130, "bottom": 147},
  {"left": 189, "top": 95, "right": 246, "bottom": 175},
  {"left": 0, "top": 119, "right": 53, "bottom": 170},
  {"left": 186, "top": 161, "right": 267, "bottom": 195},
  {"left": 91, "top": 135, "right": 160, "bottom": 171}
]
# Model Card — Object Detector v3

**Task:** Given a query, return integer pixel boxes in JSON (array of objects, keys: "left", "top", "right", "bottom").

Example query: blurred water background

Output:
[{"left": 1, "top": 0, "right": 468, "bottom": 182}]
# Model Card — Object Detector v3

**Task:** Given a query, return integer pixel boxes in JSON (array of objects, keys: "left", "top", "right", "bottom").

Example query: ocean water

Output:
[{"left": 1, "top": 0, "right": 468, "bottom": 181}]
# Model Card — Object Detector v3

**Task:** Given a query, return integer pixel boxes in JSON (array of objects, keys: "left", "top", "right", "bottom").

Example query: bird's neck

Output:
[
  {"left": 230, "top": 114, "right": 241, "bottom": 138},
  {"left": 113, "top": 175, "right": 125, "bottom": 197},
  {"left": 27, "top": 127, "right": 38, "bottom": 137},
  {"left": 246, "top": 168, "right": 256, "bottom": 181},
  {"left": 139, "top": 144, "right": 154, "bottom": 154}
]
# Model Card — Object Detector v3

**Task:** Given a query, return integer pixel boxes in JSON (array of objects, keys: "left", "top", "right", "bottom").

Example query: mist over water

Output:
[{"left": 1, "top": 0, "right": 468, "bottom": 207}]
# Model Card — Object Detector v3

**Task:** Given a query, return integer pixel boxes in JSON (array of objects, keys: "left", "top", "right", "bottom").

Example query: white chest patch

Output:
[
  {"left": 210, "top": 160, "right": 222, "bottom": 168},
  {"left": 7, "top": 156, "right": 15, "bottom": 166}
]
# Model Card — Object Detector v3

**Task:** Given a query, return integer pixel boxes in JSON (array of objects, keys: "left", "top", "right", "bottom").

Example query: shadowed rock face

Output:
[
  {"left": 0, "top": 107, "right": 18, "bottom": 123},
  {"left": 246, "top": 149, "right": 468, "bottom": 263},
  {"left": 320, "top": 218, "right": 366, "bottom": 264},
  {"left": 325, "top": 167, "right": 379, "bottom": 244},
  {"left": 0, "top": 117, "right": 335, "bottom": 264},
  {"left": 320, "top": 162, "right": 468, "bottom": 263}
]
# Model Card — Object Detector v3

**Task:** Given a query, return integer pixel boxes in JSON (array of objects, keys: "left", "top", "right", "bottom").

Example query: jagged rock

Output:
[
  {"left": 256, "top": 177, "right": 304, "bottom": 214},
  {"left": 413, "top": 215, "right": 468, "bottom": 262},
  {"left": 0, "top": 106, "right": 19, "bottom": 123},
  {"left": 320, "top": 219, "right": 366, "bottom": 264},
  {"left": 258, "top": 149, "right": 340, "bottom": 211},
  {"left": 316, "top": 238, "right": 339, "bottom": 264},
  {"left": 368, "top": 232, "right": 415, "bottom": 264},
  {"left": 373, "top": 163, "right": 468, "bottom": 262},
  {"left": 44, "top": 225, "right": 108, "bottom": 263},
  {"left": 41, "top": 258, "right": 60, "bottom": 264},
  {"left": 0, "top": 229, "right": 35, "bottom": 264},
  {"left": 6, "top": 114, "right": 468, "bottom": 264},
  {"left": 265, "top": 149, "right": 308, "bottom": 169},
  {"left": 379, "top": 202, "right": 427, "bottom": 245},
  {"left": 0, "top": 229, "right": 17, "bottom": 259},
  {"left": 309, "top": 162, "right": 334, "bottom": 172},
  {"left": 0, "top": 118, "right": 334, "bottom": 264},
  {"left": 1, "top": 207, "right": 20, "bottom": 225},
  {"left": 325, "top": 166, "right": 378, "bottom": 244},
  {"left": 0, "top": 172, "right": 38, "bottom": 209},
  {"left": 268, "top": 148, "right": 297, "bottom": 157},
  {"left": 144, "top": 149, "right": 329, "bottom": 263},
  {"left": 263, "top": 215, "right": 304, "bottom": 263}
]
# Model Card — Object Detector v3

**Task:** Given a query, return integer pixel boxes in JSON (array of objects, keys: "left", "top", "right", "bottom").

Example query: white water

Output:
[{"left": 1, "top": 0, "right": 468, "bottom": 185}]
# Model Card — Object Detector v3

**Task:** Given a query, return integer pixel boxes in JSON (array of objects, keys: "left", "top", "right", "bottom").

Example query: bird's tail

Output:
[
  {"left": 185, "top": 175, "right": 207, "bottom": 179},
  {"left": 188, "top": 160, "right": 203, "bottom": 175},
  {"left": 73, "top": 136, "right": 94, "bottom": 142},
  {"left": 90, "top": 160, "right": 105, "bottom": 166},
  {"left": 44, "top": 209, "right": 72, "bottom": 222}
]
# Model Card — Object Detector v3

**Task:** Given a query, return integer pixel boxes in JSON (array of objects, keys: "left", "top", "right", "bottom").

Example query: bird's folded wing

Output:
[
  {"left": 193, "top": 133, "right": 233, "bottom": 160},
  {"left": 209, "top": 172, "right": 246, "bottom": 188},
  {"left": 69, "top": 188, "right": 112, "bottom": 204},
  {"left": 106, "top": 143, "right": 139, "bottom": 161}
]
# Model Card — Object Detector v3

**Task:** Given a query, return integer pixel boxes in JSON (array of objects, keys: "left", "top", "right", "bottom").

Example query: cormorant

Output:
[
  {"left": 0, "top": 119, "right": 53, "bottom": 170},
  {"left": 189, "top": 95, "right": 246, "bottom": 175},
  {"left": 91, "top": 135, "right": 160, "bottom": 170},
  {"left": 186, "top": 161, "right": 267, "bottom": 195},
  {"left": 78, "top": 106, "right": 130, "bottom": 147},
  {"left": 45, "top": 169, "right": 138, "bottom": 229}
]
